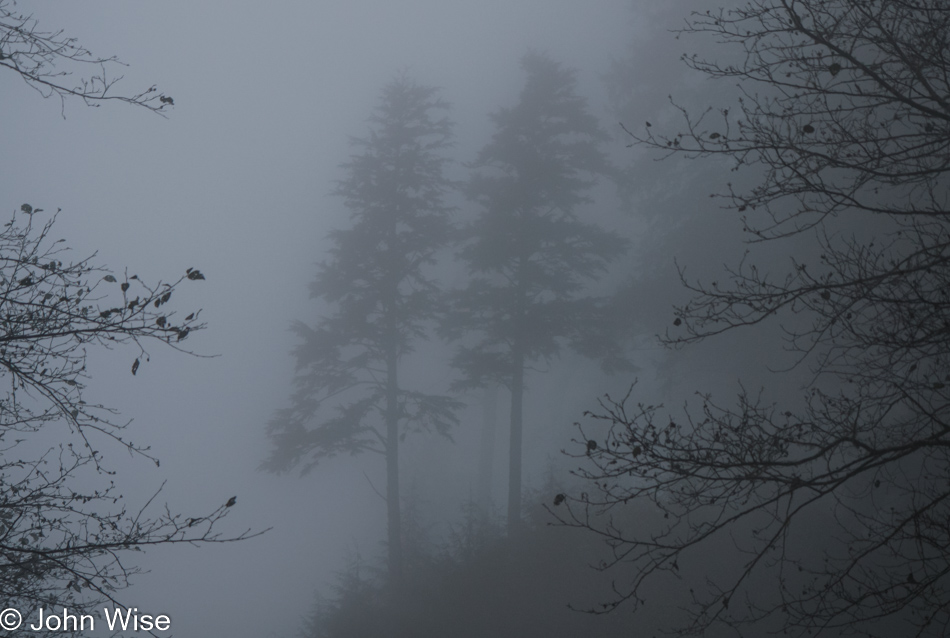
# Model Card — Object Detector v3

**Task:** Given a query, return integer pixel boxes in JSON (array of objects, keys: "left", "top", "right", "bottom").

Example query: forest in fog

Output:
[{"left": 1, "top": 1, "right": 949, "bottom": 637}]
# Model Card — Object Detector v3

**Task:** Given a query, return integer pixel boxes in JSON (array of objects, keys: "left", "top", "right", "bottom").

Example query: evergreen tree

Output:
[
  {"left": 446, "top": 52, "right": 628, "bottom": 533},
  {"left": 264, "top": 76, "right": 459, "bottom": 586}
]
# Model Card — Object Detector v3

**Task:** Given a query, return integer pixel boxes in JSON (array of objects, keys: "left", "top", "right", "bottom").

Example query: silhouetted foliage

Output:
[
  {"left": 0, "top": 0, "right": 173, "bottom": 115},
  {"left": 561, "top": 1, "right": 950, "bottom": 636},
  {"left": 0, "top": 207, "right": 256, "bottom": 634},
  {"left": 445, "top": 52, "right": 628, "bottom": 533},
  {"left": 264, "top": 76, "right": 460, "bottom": 585}
]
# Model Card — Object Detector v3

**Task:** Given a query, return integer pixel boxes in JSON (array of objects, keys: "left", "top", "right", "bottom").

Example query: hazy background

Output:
[{"left": 0, "top": 2, "right": 755, "bottom": 636}]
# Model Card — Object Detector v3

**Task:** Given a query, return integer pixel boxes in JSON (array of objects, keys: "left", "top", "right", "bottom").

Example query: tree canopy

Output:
[{"left": 560, "top": 2, "right": 950, "bottom": 636}]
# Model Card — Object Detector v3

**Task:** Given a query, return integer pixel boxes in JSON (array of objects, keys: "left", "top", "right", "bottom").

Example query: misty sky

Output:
[{"left": 1, "top": 2, "right": 716, "bottom": 636}]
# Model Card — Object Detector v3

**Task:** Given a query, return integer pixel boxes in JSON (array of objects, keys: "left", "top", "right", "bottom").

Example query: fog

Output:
[{"left": 3, "top": 1, "right": 942, "bottom": 637}]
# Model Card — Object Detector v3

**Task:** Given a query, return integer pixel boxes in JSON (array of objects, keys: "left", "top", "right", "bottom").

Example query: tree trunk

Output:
[
  {"left": 385, "top": 347, "right": 403, "bottom": 587},
  {"left": 477, "top": 385, "right": 498, "bottom": 517},
  {"left": 507, "top": 350, "right": 524, "bottom": 535}
]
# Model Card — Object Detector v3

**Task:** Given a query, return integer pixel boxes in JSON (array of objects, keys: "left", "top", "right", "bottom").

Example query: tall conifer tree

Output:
[
  {"left": 447, "top": 53, "right": 628, "bottom": 533},
  {"left": 264, "top": 77, "right": 458, "bottom": 585}
]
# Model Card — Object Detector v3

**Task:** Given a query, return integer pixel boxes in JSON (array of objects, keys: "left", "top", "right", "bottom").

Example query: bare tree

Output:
[
  {"left": 0, "top": 206, "right": 259, "bottom": 636},
  {"left": 0, "top": 7, "right": 259, "bottom": 631},
  {"left": 558, "top": 2, "right": 950, "bottom": 637},
  {"left": 0, "top": 0, "right": 173, "bottom": 115}
]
